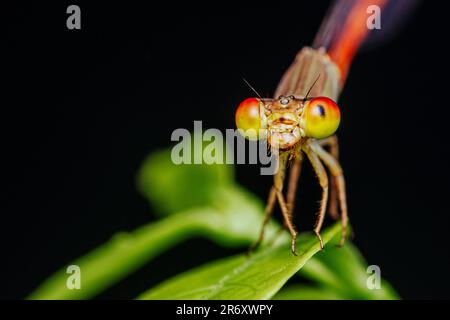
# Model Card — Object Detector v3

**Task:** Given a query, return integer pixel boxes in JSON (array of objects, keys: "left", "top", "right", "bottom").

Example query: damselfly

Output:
[{"left": 235, "top": 0, "right": 411, "bottom": 254}]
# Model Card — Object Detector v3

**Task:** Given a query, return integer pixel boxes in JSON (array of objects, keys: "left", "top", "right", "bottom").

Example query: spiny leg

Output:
[
  {"left": 319, "top": 135, "right": 339, "bottom": 220},
  {"left": 311, "top": 142, "right": 348, "bottom": 246},
  {"left": 276, "top": 190, "right": 298, "bottom": 255},
  {"left": 248, "top": 152, "right": 289, "bottom": 253},
  {"left": 304, "top": 145, "right": 329, "bottom": 249},
  {"left": 249, "top": 151, "right": 299, "bottom": 255},
  {"left": 248, "top": 186, "right": 277, "bottom": 253},
  {"left": 275, "top": 152, "right": 298, "bottom": 255},
  {"left": 287, "top": 154, "right": 303, "bottom": 217}
]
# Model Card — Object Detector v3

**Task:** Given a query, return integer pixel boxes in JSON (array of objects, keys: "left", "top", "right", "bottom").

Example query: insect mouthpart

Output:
[
  {"left": 273, "top": 118, "right": 297, "bottom": 126},
  {"left": 269, "top": 112, "right": 299, "bottom": 126},
  {"left": 268, "top": 127, "right": 302, "bottom": 151},
  {"left": 267, "top": 113, "right": 302, "bottom": 150}
]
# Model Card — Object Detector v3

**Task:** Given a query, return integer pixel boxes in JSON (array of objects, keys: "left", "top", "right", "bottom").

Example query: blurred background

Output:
[{"left": 3, "top": 1, "right": 450, "bottom": 299}]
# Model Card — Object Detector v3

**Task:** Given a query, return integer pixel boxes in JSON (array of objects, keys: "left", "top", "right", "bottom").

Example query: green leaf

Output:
[
  {"left": 28, "top": 209, "right": 202, "bottom": 299},
  {"left": 137, "top": 142, "right": 233, "bottom": 217},
  {"left": 29, "top": 142, "right": 400, "bottom": 300},
  {"left": 30, "top": 141, "right": 277, "bottom": 299},
  {"left": 137, "top": 223, "right": 342, "bottom": 300},
  {"left": 273, "top": 284, "right": 346, "bottom": 300},
  {"left": 28, "top": 185, "right": 277, "bottom": 300},
  {"left": 299, "top": 239, "right": 399, "bottom": 299}
]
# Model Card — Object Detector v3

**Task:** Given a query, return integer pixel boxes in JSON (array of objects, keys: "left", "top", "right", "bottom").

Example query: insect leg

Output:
[
  {"left": 287, "top": 154, "right": 303, "bottom": 217},
  {"left": 304, "top": 145, "right": 329, "bottom": 249},
  {"left": 276, "top": 189, "right": 298, "bottom": 255},
  {"left": 318, "top": 135, "right": 339, "bottom": 220},
  {"left": 311, "top": 141, "right": 348, "bottom": 247},
  {"left": 273, "top": 152, "right": 298, "bottom": 255},
  {"left": 248, "top": 186, "right": 277, "bottom": 254}
]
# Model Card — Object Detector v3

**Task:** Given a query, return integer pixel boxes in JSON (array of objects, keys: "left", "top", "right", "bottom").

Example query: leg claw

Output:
[
  {"left": 291, "top": 235, "right": 298, "bottom": 256},
  {"left": 315, "top": 231, "right": 324, "bottom": 250}
]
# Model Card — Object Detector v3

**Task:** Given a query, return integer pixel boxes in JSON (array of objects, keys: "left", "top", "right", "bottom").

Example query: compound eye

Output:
[
  {"left": 301, "top": 97, "right": 341, "bottom": 139},
  {"left": 235, "top": 98, "right": 266, "bottom": 140}
]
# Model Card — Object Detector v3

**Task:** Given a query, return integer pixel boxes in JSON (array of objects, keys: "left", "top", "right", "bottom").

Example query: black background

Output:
[{"left": 3, "top": 1, "right": 450, "bottom": 299}]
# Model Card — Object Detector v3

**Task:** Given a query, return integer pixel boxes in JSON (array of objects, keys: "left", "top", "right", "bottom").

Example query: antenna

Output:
[
  {"left": 242, "top": 78, "right": 264, "bottom": 101},
  {"left": 303, "top": 74, "right": 321, "bottom": 102}
]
